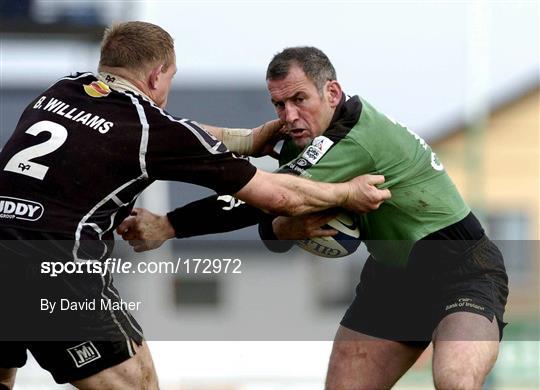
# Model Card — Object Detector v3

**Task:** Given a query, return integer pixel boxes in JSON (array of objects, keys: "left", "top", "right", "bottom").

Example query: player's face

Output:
[
  {"left": 268, "top": 65, "right": 340, "bottom": 149},
  {"left": 154, "top": 61, "right": 177, "bottom": 108}
]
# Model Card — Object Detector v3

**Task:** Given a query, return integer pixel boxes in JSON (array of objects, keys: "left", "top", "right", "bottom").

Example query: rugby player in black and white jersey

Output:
[{"left": 0, "top": 21, "right": 390, "bottom": 389}]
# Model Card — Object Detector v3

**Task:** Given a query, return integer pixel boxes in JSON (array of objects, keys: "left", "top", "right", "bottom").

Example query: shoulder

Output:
[
  {"left": 49, "top": 72, "right": 96, "bottom": 89},
  {"left": 133, "top": 99, "right": 227, "bottom": 153}
]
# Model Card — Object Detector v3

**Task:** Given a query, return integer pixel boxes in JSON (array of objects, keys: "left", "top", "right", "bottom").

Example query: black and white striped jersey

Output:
[{"left": 0, "top": 72, "right": 256, "bottom": 244}]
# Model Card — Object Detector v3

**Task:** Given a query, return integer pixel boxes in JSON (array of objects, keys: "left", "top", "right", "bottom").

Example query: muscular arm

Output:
[
  {"left": 126, "top": 168, "right": 371, "bottom": 239},
  {"left": 117, "top": 197, "right": 262, "bottom": 252},
  {"left": 118, "top": 171, "right": 388, "bottom": 251},
  {"left": 234, "top": 169, "right": 388, "bottom": 216}
]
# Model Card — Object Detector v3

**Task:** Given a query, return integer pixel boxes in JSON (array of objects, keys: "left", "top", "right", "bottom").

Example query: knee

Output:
[{"left": 433, "top": 366, "right": 483, "bottom": 390}]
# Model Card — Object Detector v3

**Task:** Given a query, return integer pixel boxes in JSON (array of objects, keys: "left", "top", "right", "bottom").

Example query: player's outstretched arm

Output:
[
  {"left": 202, "top": 119, "right": 285, "bottom": 157},
  {"left": 116, "top": 197, "right": 263, "bottom": 252},
  {"left": 117, "top": 172, "right": 390, "bottom": 252},
  {"left": 234, "top": 169, "right": 391, "bottom": 217}
]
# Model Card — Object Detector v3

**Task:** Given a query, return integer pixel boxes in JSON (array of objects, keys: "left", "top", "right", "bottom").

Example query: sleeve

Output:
[
  {"left": 166, "top": 194, "right": 265, "bottom": 238},
  {"left": 145, "top": 114, "right": 257, "bottom": 194}
]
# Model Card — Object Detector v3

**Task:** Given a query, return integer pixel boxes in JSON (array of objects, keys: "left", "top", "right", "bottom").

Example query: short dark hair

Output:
[
  {"left": 99, "top": 21, "right": 175, "bottom": 75},
  {"left": 266, "top": 47, "right": 337, "bottom": 92}
]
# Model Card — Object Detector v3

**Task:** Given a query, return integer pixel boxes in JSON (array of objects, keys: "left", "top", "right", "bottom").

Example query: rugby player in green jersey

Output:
[{"left": 119, "top": 47, "right": 508, "bottom": 389}]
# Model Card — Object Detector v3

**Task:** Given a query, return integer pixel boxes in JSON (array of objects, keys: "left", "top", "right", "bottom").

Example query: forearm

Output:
[
  {"left": 235, "top": 169, "right": 350, "bottom": 216},
  {"left": 167, "top": 194, "right": 264, "bottom": 238},
  {"left": 201, "top": 124, "right": 253, "bottom": 155}
]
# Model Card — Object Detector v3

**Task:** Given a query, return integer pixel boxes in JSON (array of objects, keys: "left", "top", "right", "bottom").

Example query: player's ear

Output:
[
  {"left": 148, "top": 64, "right": 164, "bottom": 90},
  {"left": 326, "top": 80, "right": 343, "bottom": 108}
]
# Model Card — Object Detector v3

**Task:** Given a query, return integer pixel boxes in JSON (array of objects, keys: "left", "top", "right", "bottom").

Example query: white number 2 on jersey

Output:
[{"left": 4, "top": 120, "right": 68, "bottom": 180}]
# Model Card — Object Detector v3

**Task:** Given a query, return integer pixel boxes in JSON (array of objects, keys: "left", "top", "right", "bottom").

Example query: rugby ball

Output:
[{"left": 296, "top": 211, "right": 361, "bottom": 258}]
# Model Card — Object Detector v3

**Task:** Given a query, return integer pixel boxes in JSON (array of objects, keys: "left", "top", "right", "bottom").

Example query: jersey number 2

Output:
[{"left": 4, "top": 120, "right": 68, "bottom": 180}]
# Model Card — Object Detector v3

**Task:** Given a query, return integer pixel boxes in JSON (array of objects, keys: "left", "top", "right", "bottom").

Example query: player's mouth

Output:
[{"left": 290, "top": 128, "right": 309, "bottom": 139}]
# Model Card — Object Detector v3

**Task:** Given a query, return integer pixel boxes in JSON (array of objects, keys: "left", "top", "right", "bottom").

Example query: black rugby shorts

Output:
[
  {"left": 0, "top": 230, "right": 144, "bottom": 384},
  {"left": 340, "top": 235, "right": 508, "bottom": 347}
]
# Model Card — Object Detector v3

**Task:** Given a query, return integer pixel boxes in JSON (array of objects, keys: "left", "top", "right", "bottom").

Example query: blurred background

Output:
[{"left": 1, "top": 0, "right": 538, "bottom": 388}]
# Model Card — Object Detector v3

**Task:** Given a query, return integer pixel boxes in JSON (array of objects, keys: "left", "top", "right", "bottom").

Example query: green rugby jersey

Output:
[{"left": 278, "top": 96, "right": 470, "bottom": 267}]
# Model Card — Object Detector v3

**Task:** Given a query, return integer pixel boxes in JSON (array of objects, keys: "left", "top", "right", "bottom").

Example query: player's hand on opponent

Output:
[
  {"left": 272, "top": 211, "right": 339, "bottom": 240},
  {"left": 344, "top": 174, "right": 391, "bottom": 214},
  {"left": 251, "top": 119, "right": 287, "bottom": 158},
  {"left": 116, "top": 208, "right": 175, "bottom": 252}
]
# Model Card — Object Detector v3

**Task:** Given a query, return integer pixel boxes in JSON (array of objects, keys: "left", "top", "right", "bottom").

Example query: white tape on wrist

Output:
[{"left": 222, "top": 128, "right": 253, "bottom": 155}]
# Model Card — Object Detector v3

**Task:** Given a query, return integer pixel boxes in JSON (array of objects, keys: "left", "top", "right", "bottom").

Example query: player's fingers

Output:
[
  {"left": 121, "top": 230, "right": 139, "bottom": 241},
  {"left": 374, "top": 188, "right": 391, "bottom": 201},
  {"left": 310, "top": 228, "right": 338, "bottom": 237},
  {"left": 116, "top": 215, "right": 137, "bottom": 234},
  {"left": 134, "top": 241, "right": 154, "bottom": 252},
  {"left": 380, "top": 188, "right": 391, "bottom": 200},
  {"left": 128, "top": 239, "right": 143, "bottom": 248},
  {"left": 365, "top": 174, "right": 385, "bottom": 186},
  {"left": 121, "top": 226, "right": 143, "bottom": 241},
  {"left": 133, "top": 245, "right": 146, "bottom": 253},
  {"left": 314, "top": 212, "right": 338, "bottom": 225}
]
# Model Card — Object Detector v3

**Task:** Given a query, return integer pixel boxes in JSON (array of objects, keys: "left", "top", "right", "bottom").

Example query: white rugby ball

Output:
[{"left": 296, "top": 211, "right": 361, "bottom": 258}]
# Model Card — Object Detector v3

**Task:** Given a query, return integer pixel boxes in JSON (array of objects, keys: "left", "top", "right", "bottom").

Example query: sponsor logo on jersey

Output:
[
  {"left": 67, "top": 341, "right": 101, "bottom": 368},
  {"left": 296, "top": 158, "right": 309, "bottom": 167},
  {"left": 302, "top": 136, "right": 334, "bottom": 164},
  {"left": 0, "top": 196, "right": 44, "bottom": 221},
  {"left": 83, "top": 81, "right": 111, "bottom": 98}
]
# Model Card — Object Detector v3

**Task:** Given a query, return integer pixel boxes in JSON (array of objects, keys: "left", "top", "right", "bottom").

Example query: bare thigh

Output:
[
  {"left": 325, "top": 325, "right": 426, "bottom": 390},
  {"left": 71, "top": 341, "right": 158, "bottom": 390},
  {"left": 432, "top": 312, "right": 500, "bottom": 390}
]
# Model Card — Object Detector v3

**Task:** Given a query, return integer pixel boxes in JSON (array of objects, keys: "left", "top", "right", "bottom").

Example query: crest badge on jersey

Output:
[
  {"left": 302, "top": 136, "right": 334, "bottom": 164},
  {"left": 83, "top": 81, "right": 111, "bottom": 98}
]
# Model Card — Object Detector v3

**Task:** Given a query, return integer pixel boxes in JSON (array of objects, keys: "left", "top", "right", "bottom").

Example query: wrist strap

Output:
[{"left": 222, "top": 128, "right": 253, "bottom": 155}]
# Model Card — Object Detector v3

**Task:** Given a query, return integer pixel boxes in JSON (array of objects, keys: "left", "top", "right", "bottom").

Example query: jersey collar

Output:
[{"left": 97, "top": 72, "right": 153, "bottom": 103}]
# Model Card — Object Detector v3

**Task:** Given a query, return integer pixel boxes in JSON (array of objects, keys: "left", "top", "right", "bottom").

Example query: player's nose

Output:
[{"left": 284, "top": 102, "right": 299, "bottom": 124}]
